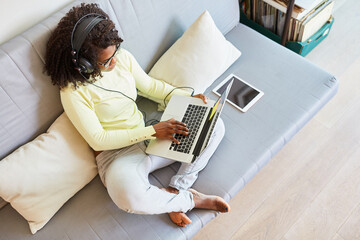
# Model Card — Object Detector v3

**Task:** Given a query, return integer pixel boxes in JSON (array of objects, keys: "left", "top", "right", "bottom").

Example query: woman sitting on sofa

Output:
[{"left": 44, "top": 3, "right": 230, "bottom": 227}]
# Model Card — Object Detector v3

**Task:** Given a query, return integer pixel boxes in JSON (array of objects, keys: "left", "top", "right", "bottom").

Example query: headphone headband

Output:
[
  {"left": 71, "top": 13, "right": 106, "bottom": 73},
  {"left": 71, "top": 13, "right": 106, "bottom": 57}
]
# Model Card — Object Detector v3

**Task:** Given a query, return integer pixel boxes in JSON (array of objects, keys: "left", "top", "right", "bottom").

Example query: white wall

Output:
[{"left": 0, "top": 0, "right": 74, "bottom": 44}]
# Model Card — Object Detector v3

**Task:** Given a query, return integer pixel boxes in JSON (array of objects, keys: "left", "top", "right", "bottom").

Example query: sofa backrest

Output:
[
  {"left": 0, "top": 0, "right": 239, "bottom": 159},
  {"left": 96, "top": 0, "right": 240, "bottom": 71}
]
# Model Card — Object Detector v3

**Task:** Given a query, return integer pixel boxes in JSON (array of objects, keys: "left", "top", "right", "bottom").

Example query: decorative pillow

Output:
[
  {"left": 149, "top": 10, "right": 241, "bottom": 94},
  {"left": 0, "top": 113, "right": 97, "bottom": 234}
]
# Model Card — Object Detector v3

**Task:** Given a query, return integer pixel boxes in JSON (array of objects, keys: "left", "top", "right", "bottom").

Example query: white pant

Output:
[{"left": 96, "top": 119, "right": 225, "bottom": 215}]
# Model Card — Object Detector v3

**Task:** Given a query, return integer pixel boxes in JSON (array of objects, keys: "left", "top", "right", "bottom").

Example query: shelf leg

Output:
[{"left": 281, "top": 0, "right": 295, "bottom": 46}]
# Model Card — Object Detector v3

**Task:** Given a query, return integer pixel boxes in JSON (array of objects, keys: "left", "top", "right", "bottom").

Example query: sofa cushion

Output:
[
  {"left": 0, "top": 113, "right": 97, "bottom": 234},
  {"left": 148, "top": 10, "right": 241, "bottom": 94}
]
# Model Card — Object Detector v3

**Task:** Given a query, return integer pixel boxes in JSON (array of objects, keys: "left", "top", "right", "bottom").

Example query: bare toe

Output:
[
  {"left": 168, "top": 212, "right": 192, "bottom": 227},
  {"left": 162, "top": 187, "right": 192, "bottom": 227},
  {"left": 189, "top": 189, "right": 230, "bottom": 213}
]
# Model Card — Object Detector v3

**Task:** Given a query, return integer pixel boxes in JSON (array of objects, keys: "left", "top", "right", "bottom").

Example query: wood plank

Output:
[
  {"left": 338, "top": 204, "right": 360, "bottom": 240},
  {"left": 332, "top": 233, "right": 346, "bottom": 240},
  {"left": 283, "top": 147, "right": 360, "bottom": 240},
  {"left": 229, "top": 99, "right": 360, "bottom": 240},
  {"left": 333, "top": 0, "right": 350, "bottom": 12},
  {"left": 314, "top": 56, "right": 360, "bottom": 128}
]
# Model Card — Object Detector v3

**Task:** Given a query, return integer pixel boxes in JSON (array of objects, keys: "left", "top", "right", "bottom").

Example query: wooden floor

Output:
[{"left": 194, "top": 0, "right": 360, "bottom": 239}]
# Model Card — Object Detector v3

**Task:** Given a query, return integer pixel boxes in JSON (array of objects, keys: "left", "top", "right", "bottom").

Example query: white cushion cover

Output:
[
  {"left": 149, "top": 10, "right": 241, "bottom": 94},
  {"left": 0, "top": 113, "right": 97, "bottom": 234}
]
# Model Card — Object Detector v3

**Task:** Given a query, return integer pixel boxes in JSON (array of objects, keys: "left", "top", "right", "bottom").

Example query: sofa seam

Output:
[
  {"left": 141, "top": 215, "right": 163, "bottom": 240},
  {"left": 105, "top": 208, "right": 132, "bottom": 239},
  {"left": 0, "top": 53, "right": 28, "bottom": 120},
  {"left": 85, "top": 220, "right": 102, "bottom": 240},
  {"left": 0, "top": 45, "right": 42, "bottom": 100}
]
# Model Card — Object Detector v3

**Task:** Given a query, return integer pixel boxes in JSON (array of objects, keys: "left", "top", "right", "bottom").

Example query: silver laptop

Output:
[{"left": 146, "top": 79, "right": 233, "bottom": 163}]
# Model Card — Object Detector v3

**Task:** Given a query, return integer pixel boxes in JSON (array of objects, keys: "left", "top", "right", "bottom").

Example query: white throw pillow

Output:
[
  {"left": 149, "top": 10, "right": 241, "bottom": 94},
  {"left": 0, "top": 113, "right": 97, "bottom": 234}
]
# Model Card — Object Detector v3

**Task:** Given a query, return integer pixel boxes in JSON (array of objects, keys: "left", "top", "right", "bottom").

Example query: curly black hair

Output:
[{"left": 44, "top": 3, "right": 123, "bottom": 89}]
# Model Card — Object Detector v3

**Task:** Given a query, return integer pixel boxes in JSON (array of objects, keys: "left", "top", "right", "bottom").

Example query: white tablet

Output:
[{"left": 212, "top": 74, "right": 264, "bottom": 112}]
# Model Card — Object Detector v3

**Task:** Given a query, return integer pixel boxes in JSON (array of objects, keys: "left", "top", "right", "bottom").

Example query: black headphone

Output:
[
  {"left": 70, "top": 13, "right": 137, "bottom": 103},
  {"left": 71, "top": 13, "right": 106, "bottom": 74}
]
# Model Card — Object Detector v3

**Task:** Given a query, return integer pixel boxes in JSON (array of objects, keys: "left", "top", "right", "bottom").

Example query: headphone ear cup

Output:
[{"left": 78, "top": 57, "right": 94, "bottom": 74}]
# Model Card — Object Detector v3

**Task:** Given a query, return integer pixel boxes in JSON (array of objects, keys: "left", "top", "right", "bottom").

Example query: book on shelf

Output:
[
  {"left": 262, "top": 0, "right": 304, "bottom": 20},
  {"left": 262, "top": 0, "right": 326, "bottom": 20},
  {"left": 240, "top": 0, "right": 334, "bottom": 42},
  {"left": 297, "top": 0, "right": 334, "bottom": 41},
  {"left": 262, "top": 2, "right": 277, "bottom": 32},
  {"left": 276, "top": 11, "right": 286, "bottom": 37}
]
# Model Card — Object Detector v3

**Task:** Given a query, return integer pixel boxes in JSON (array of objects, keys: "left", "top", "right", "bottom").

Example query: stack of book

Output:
[{"left": 241, "top": 0, "right": 334, "bottom": 42}]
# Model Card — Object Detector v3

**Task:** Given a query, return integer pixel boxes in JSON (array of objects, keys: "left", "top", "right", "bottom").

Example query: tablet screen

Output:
[{"left": 214, "top": 75, "right": 263, "bottom": 112}]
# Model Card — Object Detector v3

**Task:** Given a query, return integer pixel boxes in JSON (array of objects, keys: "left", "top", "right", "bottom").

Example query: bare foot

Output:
[
  {"left": 168, "top": 212, "right": 192, "bottom": 227},
  {"left": 162, "top": 187, "right": 192, "bottom": 227},
  {"left": 189, "top": 189, "right": 230, "bottom": 213}
]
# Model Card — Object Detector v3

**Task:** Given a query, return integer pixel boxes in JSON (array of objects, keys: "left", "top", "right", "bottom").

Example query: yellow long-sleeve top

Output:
[{"left": 60, "top": 48, "right": 191, "bottom": 151}]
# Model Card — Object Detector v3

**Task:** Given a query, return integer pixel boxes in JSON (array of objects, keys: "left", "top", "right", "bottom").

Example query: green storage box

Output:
[{"left": 239, "top": 10, "right": 334, "bottom": 57}]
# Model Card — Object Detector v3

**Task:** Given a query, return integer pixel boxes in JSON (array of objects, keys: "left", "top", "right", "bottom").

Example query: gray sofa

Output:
[{"left": 0, "top": 0, "right": 338, "bottom": 239}]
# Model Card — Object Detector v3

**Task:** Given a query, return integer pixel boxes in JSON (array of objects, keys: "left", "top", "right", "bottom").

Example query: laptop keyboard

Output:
[{"left": 169, "top": 104, "right": 207, "bottom": 154}]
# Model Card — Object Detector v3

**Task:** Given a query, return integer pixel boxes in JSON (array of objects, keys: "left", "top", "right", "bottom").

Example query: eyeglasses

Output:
[{"left": 97, "top": 44, "right": 120, "bottom": 68}]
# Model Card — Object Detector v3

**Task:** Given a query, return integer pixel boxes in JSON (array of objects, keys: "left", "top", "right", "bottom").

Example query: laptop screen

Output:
[{"left": 209, "top": 79, "right": 233, "bottom": 121}]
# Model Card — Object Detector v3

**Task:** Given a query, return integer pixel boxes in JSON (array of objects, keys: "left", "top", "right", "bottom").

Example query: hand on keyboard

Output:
[
  {"left": 169, "top": 104, "right": 207, "bottom": 153},
  {"left": 152, "top": 118, "right": 189, "bottom": 144}
]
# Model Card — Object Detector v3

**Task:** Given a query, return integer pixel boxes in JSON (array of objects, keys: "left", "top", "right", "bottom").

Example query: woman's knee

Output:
[{"left": 106, "top": 176, "right": 151, "bottom": 214}]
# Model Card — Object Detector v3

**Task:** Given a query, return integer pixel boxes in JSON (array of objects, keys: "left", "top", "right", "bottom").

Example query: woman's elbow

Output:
[{"left": 85, "top": 135, "right": 105, "bottom": 151}]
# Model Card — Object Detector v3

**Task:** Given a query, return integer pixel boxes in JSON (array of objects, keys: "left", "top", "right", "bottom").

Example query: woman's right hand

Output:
[{"left": 152, "top": 118, "right": 189, "bottom": 144}]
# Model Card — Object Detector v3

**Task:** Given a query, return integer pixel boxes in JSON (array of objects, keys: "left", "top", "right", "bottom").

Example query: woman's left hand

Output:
[{"left": 193, "top": 94, "right": 208, "bottom": 104}]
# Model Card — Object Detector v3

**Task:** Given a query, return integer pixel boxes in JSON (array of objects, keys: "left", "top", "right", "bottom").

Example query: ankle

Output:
[{"left": 164, "top": 186, "right": 179, "bottom": 194}]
